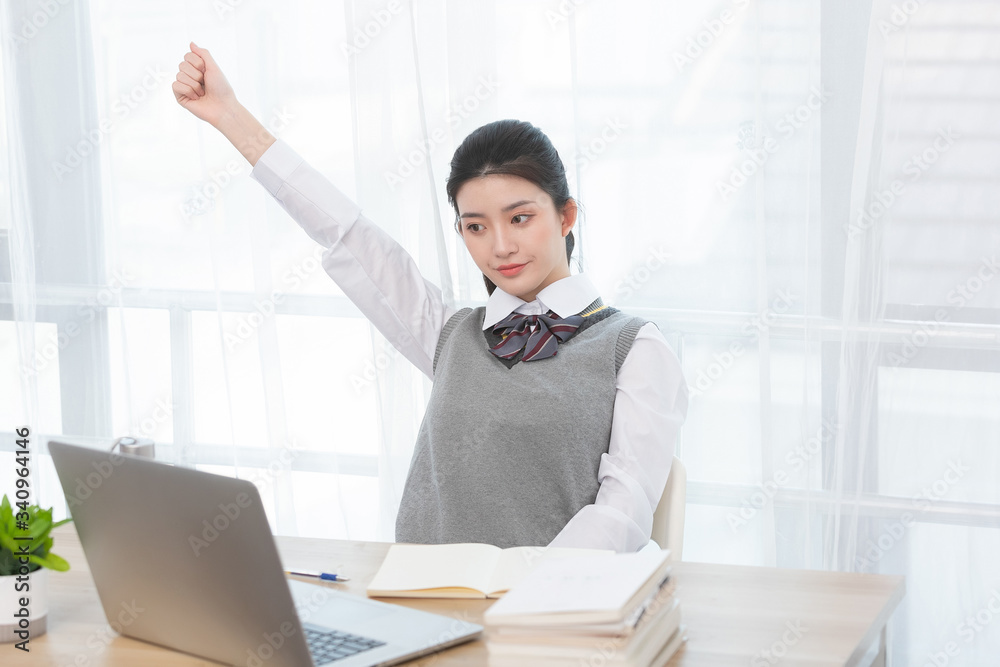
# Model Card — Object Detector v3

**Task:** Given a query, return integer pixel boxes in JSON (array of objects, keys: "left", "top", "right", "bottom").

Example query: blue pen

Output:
[{"left": 285, "top": 569, "right": 350, "bottom": 582}]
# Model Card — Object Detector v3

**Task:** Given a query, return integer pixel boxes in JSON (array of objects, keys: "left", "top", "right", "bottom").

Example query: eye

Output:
[
  {"left": 511, "top": 214, "right": 532, "bottom": 224},
  {"left": 465, "top": 223, "right": 483, "bottom": 233}
]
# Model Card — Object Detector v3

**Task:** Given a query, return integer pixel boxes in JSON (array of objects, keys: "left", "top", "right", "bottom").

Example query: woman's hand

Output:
[
  {"left": 173, "top": 42, "right": 239, "bottom": 127},
  {"left": 172, "top": 41, "right": 275, "bottom": 166}
]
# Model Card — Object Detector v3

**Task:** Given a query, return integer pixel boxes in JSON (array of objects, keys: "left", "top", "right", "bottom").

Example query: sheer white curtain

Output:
[{"left": 2, "top": 0, "right": 998, "bottom": 662}]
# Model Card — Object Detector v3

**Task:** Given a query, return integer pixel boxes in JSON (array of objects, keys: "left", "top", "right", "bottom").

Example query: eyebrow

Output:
[{"left": 458, "top": 199, "right": 537, "bottom": 219}]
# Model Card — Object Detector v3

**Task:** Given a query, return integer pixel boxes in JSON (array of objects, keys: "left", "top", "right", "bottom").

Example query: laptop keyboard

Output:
[{"left": 304, "top": 623, "right": 386, "bottom": 664}]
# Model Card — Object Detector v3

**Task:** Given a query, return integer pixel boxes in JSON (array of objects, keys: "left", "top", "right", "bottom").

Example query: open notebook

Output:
[{"left": 366, "top": 543, "right": 612, "bottom": 599}]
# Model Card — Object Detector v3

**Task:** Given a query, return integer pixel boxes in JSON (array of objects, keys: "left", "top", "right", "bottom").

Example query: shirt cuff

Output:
[
  {"left": 251, "top": 138, "right": 303, "bottom": 196},
  {"left": 547, "top": 504, "right": 649, "bottom": 553}
]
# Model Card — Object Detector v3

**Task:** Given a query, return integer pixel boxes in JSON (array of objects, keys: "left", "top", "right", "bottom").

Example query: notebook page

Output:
[
  {"left": 485, "top": 548, "right": 670, "bottom": 618},
  {"left": 366, "top": 543, "right": 501, "bottom": 595},
  {"left": 486, "top": 546, "right": 616, "bottom": 597}
]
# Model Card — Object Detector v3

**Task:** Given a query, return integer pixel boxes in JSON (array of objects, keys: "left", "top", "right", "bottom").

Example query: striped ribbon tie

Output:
[{"left": 489, "top": 310, "right": 585, "bottom": 362}]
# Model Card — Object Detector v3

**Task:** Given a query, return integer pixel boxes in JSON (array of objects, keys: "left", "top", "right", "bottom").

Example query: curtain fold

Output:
[
  {"left": 3, "top": 0, "right": 111, "bottom": 496},
  {"left": 1, "top": 0, "right": 40, "bottom": 444}
]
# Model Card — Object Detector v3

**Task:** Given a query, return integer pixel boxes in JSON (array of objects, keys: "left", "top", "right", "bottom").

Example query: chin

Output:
[{"left": 499, "top": 275, "right": 537, "bottom": 290}]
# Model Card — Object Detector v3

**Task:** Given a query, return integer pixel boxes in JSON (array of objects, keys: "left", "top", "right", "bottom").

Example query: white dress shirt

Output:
[{"left": 250, "top": 138, "right": 689, "bottom": 553}]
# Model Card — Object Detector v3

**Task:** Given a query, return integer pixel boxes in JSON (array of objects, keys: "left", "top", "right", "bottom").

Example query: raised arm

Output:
[
  {"left": 172, "top": 42, "right": 275, "bottom": 166},
  {"left": 173, "top": 43, "right": 457, "bottom": 378}
]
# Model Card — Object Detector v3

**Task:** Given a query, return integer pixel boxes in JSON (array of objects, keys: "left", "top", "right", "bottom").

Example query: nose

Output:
[{"left": 492, "top": 223, "right": 517, "bottom": 257}]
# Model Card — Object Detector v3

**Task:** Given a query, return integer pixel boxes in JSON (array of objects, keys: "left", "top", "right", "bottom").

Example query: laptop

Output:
[{"left": 48, "top": 440, "right": 482, "bottom": 666}]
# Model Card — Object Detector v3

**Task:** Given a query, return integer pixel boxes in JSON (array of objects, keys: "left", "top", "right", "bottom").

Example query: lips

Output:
[{"left": 497, "top": 263, "right": 526, "bottom": 277}]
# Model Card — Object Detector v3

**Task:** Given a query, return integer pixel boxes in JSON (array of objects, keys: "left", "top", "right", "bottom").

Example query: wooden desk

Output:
[{"left": 6, "top": 525, "right": 904, "bottom": 666}]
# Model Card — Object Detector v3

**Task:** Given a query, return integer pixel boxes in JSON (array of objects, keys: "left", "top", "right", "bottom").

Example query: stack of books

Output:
[{"left": 483, "top": 548, "right": 684, "bottom": 666}]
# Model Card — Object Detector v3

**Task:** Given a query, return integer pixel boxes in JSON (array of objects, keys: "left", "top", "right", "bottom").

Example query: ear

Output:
[{"left": 560, "top": 198, "right": 578, "bottom": 237}]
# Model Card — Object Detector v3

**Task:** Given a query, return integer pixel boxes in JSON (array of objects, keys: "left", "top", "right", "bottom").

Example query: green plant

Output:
[{"left": 0, "top": 495, "right": 71, "bottom": 575}]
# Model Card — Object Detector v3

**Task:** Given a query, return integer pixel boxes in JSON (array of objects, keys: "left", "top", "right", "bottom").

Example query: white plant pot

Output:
[{"left": 0, "top": 569, "right": 48, "bottom": 644}]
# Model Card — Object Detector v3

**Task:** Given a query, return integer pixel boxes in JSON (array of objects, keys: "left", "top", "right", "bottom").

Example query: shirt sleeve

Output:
[
  {"left": 546, "top": 322, "right": 689, "bottom": 553},
  {"left": 250, "top": 139, "right": 457, "bottom": 379}
]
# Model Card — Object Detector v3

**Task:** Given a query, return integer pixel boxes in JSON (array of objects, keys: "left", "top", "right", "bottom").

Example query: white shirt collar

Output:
[{"left": 482, "top": 273, "right": 602, "bottom": 330}]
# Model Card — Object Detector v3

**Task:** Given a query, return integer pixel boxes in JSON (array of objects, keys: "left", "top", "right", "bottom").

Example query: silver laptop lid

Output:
[{"left": 50, "top": 440, "right": 316, "bottom": 666}]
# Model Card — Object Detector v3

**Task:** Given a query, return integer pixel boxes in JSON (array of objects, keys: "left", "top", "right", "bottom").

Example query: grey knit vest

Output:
[{"left": 394, "top": 301, "right": 648, "bottom": 548}]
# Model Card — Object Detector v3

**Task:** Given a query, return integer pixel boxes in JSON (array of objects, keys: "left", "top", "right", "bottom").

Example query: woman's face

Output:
[{"left": 456, "top": 174, "right": 576, "bottom": 302}]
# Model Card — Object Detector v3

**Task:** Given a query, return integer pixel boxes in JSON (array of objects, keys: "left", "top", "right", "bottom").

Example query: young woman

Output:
[{"left": 173, "top": 42, "right": 688, "bottom": 553}]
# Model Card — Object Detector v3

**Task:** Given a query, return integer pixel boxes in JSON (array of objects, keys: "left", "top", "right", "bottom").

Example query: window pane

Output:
[
  {"left": 276, "top": 315, "right": 379, "bottom": 456},
  {"left": 291, "top": 471, "right": 379, "bottom": 541},
  {"left": 192, "top": 311, "right": 268, "bottom": 447},
  {"left": 0, "top": 321, "right": 63, "bottom": 435},
  {"left": 879, "top": 366, "right": 1000, "bottom": 505},
  {"left": 683, "top": 335, "right": 761, "bottom": 485},
  {"left": 107, "top": 307, "right": 173, "bottom": 443}
]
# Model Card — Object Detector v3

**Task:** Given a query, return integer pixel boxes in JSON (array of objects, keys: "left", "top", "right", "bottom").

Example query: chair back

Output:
[{"left": 650, "top": 456, "right": 686, "bottom": 559}]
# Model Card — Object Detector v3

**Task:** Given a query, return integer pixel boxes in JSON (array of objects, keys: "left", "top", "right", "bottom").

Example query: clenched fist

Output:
[{"left": 173, "top": 42, "right": 239, "bottom": 127}]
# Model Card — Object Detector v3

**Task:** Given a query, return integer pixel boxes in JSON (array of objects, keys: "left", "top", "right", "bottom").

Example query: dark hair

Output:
[{"left": 446, "top": 119, "right": 576, "bottom": 296}]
